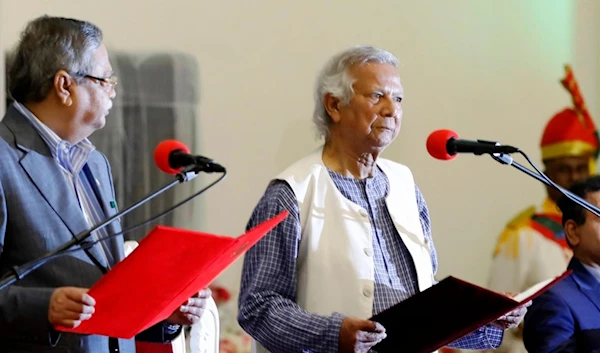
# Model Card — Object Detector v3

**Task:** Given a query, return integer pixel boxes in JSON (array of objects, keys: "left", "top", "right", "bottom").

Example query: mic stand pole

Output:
[
  {"left": 491, "top": 153, "right": 600, "bottom": 218},
  {"left": 0, "top": 168, "right": 200, "bottom": 291}
]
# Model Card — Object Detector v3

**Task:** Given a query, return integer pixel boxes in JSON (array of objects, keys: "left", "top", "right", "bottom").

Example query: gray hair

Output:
[
  {"left": 7, "top": 15, "right": 103, "bottom": 103},
  {"left": 312, "top": 45, "right": 399, "bottom": 139}
]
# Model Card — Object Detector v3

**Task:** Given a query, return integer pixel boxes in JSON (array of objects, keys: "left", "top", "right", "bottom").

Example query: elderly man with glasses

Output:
[{"left": 0, "top": 15, "right": 208, "bottom": 353}]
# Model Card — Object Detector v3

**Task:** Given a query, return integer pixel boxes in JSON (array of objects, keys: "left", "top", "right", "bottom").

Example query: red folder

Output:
[
  {"left": 371, "top": 270, "right": 572, "bottom": 353},
  {"left": 55, "top": 211, "right": 288, "bottom": 338}
]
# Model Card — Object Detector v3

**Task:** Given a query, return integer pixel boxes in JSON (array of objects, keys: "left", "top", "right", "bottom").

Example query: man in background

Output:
[
  {"left": 0, "top": 15, "right": 208, "bottom": 352},
  {"left": 523, "top": 175, "right": 600, "bottom": 352},
  {"left": 487, "top": 65, "right": 600, "bottom": 353}
]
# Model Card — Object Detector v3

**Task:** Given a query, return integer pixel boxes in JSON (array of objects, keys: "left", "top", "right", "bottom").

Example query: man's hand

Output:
[
  {"left": 166, "top": 288, "right": 211, "bottom": 326},
  {"left": 339, "top": 317, "right": 387, "bottom": 353},
  {"left": 48, "top": 287, "right": 95, "bottom": 328},
  {"left": 492, "top": 292, "right": 532, "bottom": 330}
]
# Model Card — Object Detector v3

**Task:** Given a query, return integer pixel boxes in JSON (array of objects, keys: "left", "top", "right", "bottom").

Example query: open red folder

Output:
[
  {"left": 371, "top": 270, "right": 572, "bottom": 353},
  {"left": 55, "top": 211, "right": 288, "bottom": 338}
]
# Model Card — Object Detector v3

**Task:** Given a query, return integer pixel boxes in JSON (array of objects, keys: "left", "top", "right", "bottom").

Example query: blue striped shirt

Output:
[
  {"left": 239, "top": 166, "right": 503, "bottom": 352},
  {"left": 14, "top": 102, "right": 114, "bottom": 267}
]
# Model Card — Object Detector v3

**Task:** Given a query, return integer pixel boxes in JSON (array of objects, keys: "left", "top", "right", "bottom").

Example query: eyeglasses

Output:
[{"left": 83, "top": 74, "right": 118, "bottom": 88}]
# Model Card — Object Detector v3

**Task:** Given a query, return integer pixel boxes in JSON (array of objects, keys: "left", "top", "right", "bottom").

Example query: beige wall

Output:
[{"left": 1, "top": 0, "right": 598, "bottom": 296}]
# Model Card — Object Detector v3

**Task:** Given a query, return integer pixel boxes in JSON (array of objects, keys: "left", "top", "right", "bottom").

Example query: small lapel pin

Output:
[{"left": 109, "top": 200, "right": 117, "bottom": 209}]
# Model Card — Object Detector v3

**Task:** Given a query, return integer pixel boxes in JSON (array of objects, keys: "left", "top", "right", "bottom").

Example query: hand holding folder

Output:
[
  {"left": 371, "top": 270, "right": 571, "bottom": 353},
  {"left": 55, "top": 211, "right": 288, "bottom": 338}
]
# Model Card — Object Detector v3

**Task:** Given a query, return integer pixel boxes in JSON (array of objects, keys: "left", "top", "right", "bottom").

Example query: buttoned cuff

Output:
[
  {"left": 328, "top": 312, "right": 346, "bottom": 352},
  {"left": 483, "top": 325, "right": 504, "bottom": 349}
]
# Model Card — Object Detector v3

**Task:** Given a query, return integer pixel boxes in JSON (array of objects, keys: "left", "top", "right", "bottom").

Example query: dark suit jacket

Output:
[
  {"left": 523, "top": 257, "right": 600, "bottom": 353},
  {"left": 0, "top": 104, "right": 177, "bottom": 352}
]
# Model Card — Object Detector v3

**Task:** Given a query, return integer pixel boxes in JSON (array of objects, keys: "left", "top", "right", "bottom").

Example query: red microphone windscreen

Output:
[
  {"left": 426, "top": 129, "right": 459, "bottom": 161},
  {"left": 154, "top": 139, "right": 191, "bottom": 174}
]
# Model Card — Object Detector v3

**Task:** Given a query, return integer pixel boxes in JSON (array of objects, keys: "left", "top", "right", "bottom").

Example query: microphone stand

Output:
[
  {"left": 491, "top": 153, "right": 600, "bottom": 218},
  {"left": 0, "top": 168, "right": 200, "bottom": 291}
]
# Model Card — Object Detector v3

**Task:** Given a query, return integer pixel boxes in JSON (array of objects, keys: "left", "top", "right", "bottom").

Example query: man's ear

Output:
[
  {"left": 53, "top": 70, "right": 74, "bottom": 107},
  {"left": 564, "top": 219, "right": 580, "bottom": 248},
  {"left": 323, "top": 93, "right": 343, "bottom": 123}
]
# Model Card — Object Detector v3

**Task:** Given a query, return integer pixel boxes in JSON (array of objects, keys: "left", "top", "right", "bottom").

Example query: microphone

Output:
[
  {"left": 154, "top": 140, "right": 226, "bottom": 174},
  {"left": 0, "top": 141, "right": 214, "bottom": 291},
  {"left": 424, "top": 130, "right": 600, "bottom": 225},
  {"left": 426, "top": 129, "right": 520, "bottom": 161}
]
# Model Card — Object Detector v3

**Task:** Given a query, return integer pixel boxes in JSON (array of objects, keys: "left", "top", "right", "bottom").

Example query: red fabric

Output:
[
  {"left": 541, "top": 66, "right": 598, "bottom": 150},
  {"left": 153, "top": 139, "right": 191, "bottom": 174},
  {"left": 528, "top": 215, "right": 570, "bottom": 251},
  {"left": 540, "top": 108, "right": 598, "bottom": 148},
  {"left": 534, "top": 212, "right": 562, "bottom": 224},
  {"left": 55, "top": 211, "right": 289, "bottom": 339},
  {"left": 135, "top": 341, "right": 175, "bottom": 353},
  {"left": 426, "top": 129, "right": 459, "bottom": 161}
]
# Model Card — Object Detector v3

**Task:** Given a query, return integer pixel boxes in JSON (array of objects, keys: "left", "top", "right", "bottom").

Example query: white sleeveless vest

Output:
[{"left": 252, "top": 148, "right": 435, "bottom": 353}]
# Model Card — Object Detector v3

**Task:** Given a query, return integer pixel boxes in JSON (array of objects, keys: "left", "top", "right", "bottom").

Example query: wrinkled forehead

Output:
[
  {"left": 90, "top": 44, "right": 113, "bottom": 75},
  {"left": 350, "top": 63, "right": 403, "bottom": 93}
]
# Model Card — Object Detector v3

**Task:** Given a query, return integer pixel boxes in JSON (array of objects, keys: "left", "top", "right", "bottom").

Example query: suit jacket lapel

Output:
[
  {"left": 4, "top": 108, "right": 109, "bottom": 270},
  {"left": 85, "top": 160, "right": 124, "bottom": 264},
  {"left": 570, "top": 258, "right": 600, "bottom": 312}
]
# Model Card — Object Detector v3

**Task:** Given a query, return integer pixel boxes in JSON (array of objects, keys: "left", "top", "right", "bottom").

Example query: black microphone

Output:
[
  {"left": 448, "top": 138, "right": 519, "bottom": 155},
  {"left": 154, "top": 140, "right": 226, "bottom": 174},
  {"left": 169, "top": 151, "right": 225, "bottom": 173},
  {"left": 427, "top": 129, "right": 519, "bottom": 160}
]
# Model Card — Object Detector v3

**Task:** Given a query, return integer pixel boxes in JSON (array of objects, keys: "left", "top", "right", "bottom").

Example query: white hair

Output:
[{"left": 312, "top": 45, "right": 399, "bottom": 139}]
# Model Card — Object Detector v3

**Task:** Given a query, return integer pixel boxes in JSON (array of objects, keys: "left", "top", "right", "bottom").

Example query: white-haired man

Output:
[{"left": 237, "top": 45, "right": 530, "bottom": 353}]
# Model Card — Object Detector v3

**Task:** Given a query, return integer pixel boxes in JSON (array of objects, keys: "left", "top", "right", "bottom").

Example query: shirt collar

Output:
[
  {"left": 13, "top": 102, "right": 95, "bottom": 173},
  {"left": 581, "top": 262, "right": 600, "bottom": 284}
]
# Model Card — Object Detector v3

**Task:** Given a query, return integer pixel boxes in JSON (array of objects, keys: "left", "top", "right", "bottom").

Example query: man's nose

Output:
[
  {"left": 380, "top": 97, "right": 399, "bottom": 118},
  {"left": 109, "top": 86, "right": 116, "bottom": 100}
]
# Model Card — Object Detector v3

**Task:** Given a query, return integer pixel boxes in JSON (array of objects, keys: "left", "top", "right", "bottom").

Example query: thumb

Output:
[
  {"left": 356, "top": 321, "right": 387, "bottom": 344},
  {"left": 80, "top": 289, "right": 96, "bottom": 306},
  {"left": 357, "top": 320, "right": 378, "bottom": 332}
]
